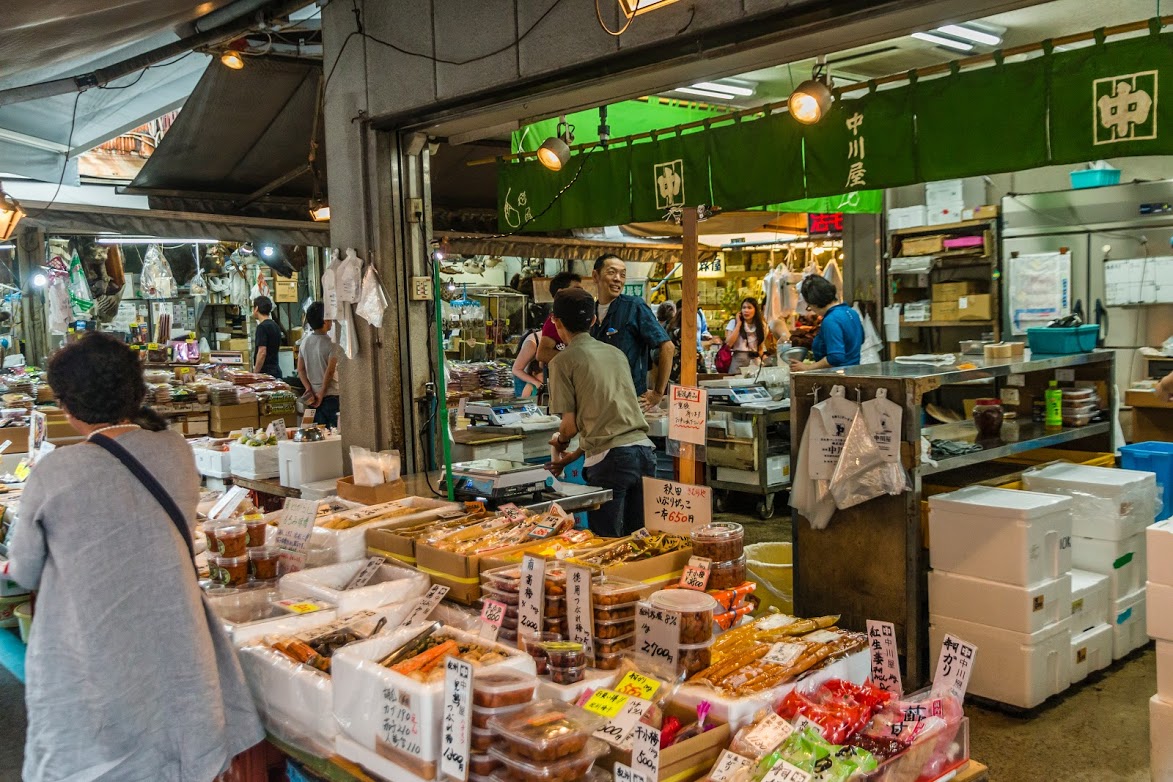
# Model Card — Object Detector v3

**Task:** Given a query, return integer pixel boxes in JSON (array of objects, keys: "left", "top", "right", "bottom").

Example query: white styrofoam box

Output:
[
  {"left": 229, "top": 441, "right": 279, "bottom": 479},
  {"left": 927, "top": 486, "right": 1073, "bottom": 586},
  {"left": 335, "top": 735, "right": 431, "bottom": 782},
  {"left": 300, "top": 479, "right": 343, "bottom": 501},
  {"left": 1113, "top": 588, "right": 1148, "bottom": 659},
  {"left": 1022, "top": 463, "right": 1156, "bottom": 541},
  {"left": 450, "top": 438, "right": 525, "bottom": 463},
  {"left": 279, "top": 560, "right": 429, "bottom": 615},
  {"left": 278, "top": 436, "right": 344, "bottom": 490},
  {"left": 1149, "top": 521, "right": 1173, "bottom": 587},
  {"left": 305, "top": 496, "right": 460, "bottom": 566},
  {"left": 1070, "top": 569, "right": 1111, "bottom": 633},
  {"left": 1070, "top": 623, "right": 1113, "bottom": 684},
  {"left": 887, "top": 205, "right": 928, "bottom": 229},
  {"left": 1160, "top": 640, "right": 1173, "bottom": 700},
  {"left": 1148, "top": 581, "right": 1173, "bottom": 642},
  {"left": 332, "top": 625, "right": 535, "bottom": 777},
  {"left": 537, "top": 665, "right": 617, "bottom": 703},
  {"left": 929, "top": 614, "right": 1071, "bottom": 709},
  {"left": 1151, "top": 694, "right": 1173, "bottom": 782},
  {"left": 1072, "top": 532, "right": 1145, "bottom": 601},
  {"left": 204, "top": 475, "right": 230, "bottom": 493},
  {"left": 237, "top": 603, "right": 415, "bottom": 751},
  {"left": 194, "top": 446, "right": 232, "bottom": 478},
  {"left": 928, "top": 570, "right": 1071, "bottom": 634},
  {"left": 206, "top": 585, "right": 338, "bottom": 645}
]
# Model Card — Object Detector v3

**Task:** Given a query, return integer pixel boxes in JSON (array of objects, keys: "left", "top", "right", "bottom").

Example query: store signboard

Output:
[
  {"left": 808, "top": 212, "right": 844, "bottom": 234},
  {"left": 643, "top": 477, "right": 712, "bottom": 534}
]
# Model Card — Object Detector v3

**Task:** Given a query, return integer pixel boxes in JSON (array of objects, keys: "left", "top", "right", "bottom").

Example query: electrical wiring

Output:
[
  {"left": 96, "top": 50, "right": 198, "bottom": 92},
  {"left": 23, "top": 90, "right": 83, "bottom": 220}
]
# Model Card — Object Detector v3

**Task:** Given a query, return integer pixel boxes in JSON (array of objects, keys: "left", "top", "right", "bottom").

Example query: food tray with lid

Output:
[
  {"left": 594, "top": 633, "right": 635, "bottom": 655},
  {"left": 278, "top": 559, "right": 429, "bottom": 614},
  {"left": 473, "top": 701, "right": 529, "bottom": 729},
  {"left": 594, "top": 617, "right": 635, "bottom": 639},
  {"left": 591, "top": 576, "right": 644, "bottom": 606},
  {"left": 487, "top": 738, "right": 608, "bottom": 782},
  {"left": 691, "top": 521, "right": 745, "bottom": 562},
  {"left": 648, "top": 589, "right": 719, "bottom": 644},
  {"left": 486, "top": 700, "right": 605, "bottom": 762},
  {"left": 706, "top": 555, "right": 748, "bottom": 591},
  {"left": 593, "top": 602, "right": 637, "bottom": 621},
  {"left": 474, "top": 669, "right": 539, "bottom": 708}
]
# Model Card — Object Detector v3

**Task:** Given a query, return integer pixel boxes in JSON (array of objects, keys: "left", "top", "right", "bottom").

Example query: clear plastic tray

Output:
[
  {"left": 487, "top": 737, "right": 608, "bottom": 782},
  {"left": 470, "top": 752, "right": 501, "bottom": 778},
  {"left": 593, "top": 602, "right": 637, "bottom": 621},
  {"left": 490, "top": 767, "right": 609, "bottom": 782},
  {"left": 472, "top": 725, "right": 495, "bottom": 752},
  {"left": 472, "top": 700, "right": 530, "bottom": 729},
  {"left": 474, "top": 669, "right": 539, "bottom": 708},
  {"left": 483, "top": 584, "right": 521, "bottom": 606},
  {"left": 593, "top": 632, "right": 635, "bottom": 655},
  {"left": 591, "top": 576, "right": 643, "bottom": 606},
  {"left": 486, "top": 700, "right": 605, "bottom": 762},
  {"left": 594, "top": 619, "right": 635, "bottom": 640}
]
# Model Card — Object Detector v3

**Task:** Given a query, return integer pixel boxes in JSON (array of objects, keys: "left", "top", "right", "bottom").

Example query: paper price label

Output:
[
  {"left": 276, "top": 599, "right": 326, "bottom": 615},
  {"left": 613, "top": 763, "right": 648, "bottom": 782},
  {"left": 631, "top": 724, "right": 661, "bottom": 782},
  {"left": 148, "top": 343, "right": 159, "bottom": 351},
  {"left": 679, "top": 556, "right": 712, "bottom": 591},
  {"left": 401, "top": 584, "right": 449, "bottom": 627},
  {"left": 267, "top": 417, "right": 288, "bottom": 440},
  {"left": 517, "top": 554, "right": 546, "bottom": 638},
  {"left": 804, "top": 629, "right": 841, "bottom": 644},
  {"left": 13, "top": 460, "right": 30, "bottom": 482},
  {"left": 866, "top": 620, "right": 903, "bottom": 696},
  {"left": 741, "top": 712, "right": 794, "bottom": 756},
  {"left": 566, "top": 564, "right": 594, "bottom": 659},
  {"left": 209, "top": 485, "right": 250, "bottom": 520},
  {"left": 709, "top": 750, "right": 753, "bottom": 782},
  {"left": 583, "top": 689, "right": 630, "bottom": 719},
  {"left": 480, "top": 599, "right": 507, "bottom": 628},
  {"left": 763, "top": 642, "right": 805, "bottom": 667},
  {"left": 761, "top": 759, "right": 812, "bottom": 782},
  {"left": 344, "top": 556, "right": 386, "bottom": 590},
  {"left": 614, "top": 671, "right": 661, "bottom": 701},
  {"left": 380, "top": 686, "right": 423, "bottom": 759},
  {"left": 499, "top": 503, "right": 525, "bottom": 521},
  {"left": 668, "top": 385, "right": 708, "bottom": 446},
  {"left": 636, "top": 602, "right": 681, "bottom": 668},
  {"left": 933, "top": 633, "right": 977, "bottom": 700},
  {"left": 527, "top": 522, "right": 560, "bottom": 540},
  {"left": 594, "top": 697, "right": 650, "bottom": 749},
  {"left": 274, "top": 498, "right": 321, "bottom": 573},
  {"left": 441, "top": 657, "right": 473, "bottom": 782},
  {"left": 794, "top": 716, "right": 824, "bottom": 738}
]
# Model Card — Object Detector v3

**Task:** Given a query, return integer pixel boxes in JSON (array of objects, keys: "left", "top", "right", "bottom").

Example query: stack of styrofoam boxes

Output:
[
  {"left": 1146, "top": 520, "right": 1173, "bottom": 779},
  {"left": 1023, "top": 463, "right": 1155, "bottom": 664},
  {"left": 927, "top": 486, "right": 1074, "bottom": 708},
  {"left": 926, "top": 178, "right": 988, "bottom": 225}
]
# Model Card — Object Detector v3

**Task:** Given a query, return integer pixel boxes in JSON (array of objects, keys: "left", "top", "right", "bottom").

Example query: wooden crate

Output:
[{"left": 706, "top": 436, "right": 757, "bottom": 470}]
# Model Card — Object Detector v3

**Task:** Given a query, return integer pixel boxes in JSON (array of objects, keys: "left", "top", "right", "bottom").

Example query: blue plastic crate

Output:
[
  {"left": 1119, "top": 441, "right": 1173, "bottom": 521},
  {"left": 1070, "top": 168, "right": 1121, "bottom": 189},
  {"left": 1025, "top": 324, "right": 1100, "bottom": 355}
]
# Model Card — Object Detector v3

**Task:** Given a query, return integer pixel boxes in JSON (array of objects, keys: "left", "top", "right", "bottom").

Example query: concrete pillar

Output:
[{"left": 15, "top": 226, "right": 48, "bottom": 364}]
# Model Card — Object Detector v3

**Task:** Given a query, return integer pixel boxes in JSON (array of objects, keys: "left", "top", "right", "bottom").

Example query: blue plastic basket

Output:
[
  {"left": 1119, "top": 441, "right": 1173, "bottom": 521},
  {"left": 1025, "top": 324, "right": 1100, "bottom": 355},
  {"left": 1070, "top": 168, "right": 1122, "bottom": 189}
]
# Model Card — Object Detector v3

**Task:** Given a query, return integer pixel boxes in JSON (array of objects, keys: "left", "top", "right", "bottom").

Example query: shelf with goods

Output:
[{"left": 883, "top": 215, "right": 1002, "bottom": 357}]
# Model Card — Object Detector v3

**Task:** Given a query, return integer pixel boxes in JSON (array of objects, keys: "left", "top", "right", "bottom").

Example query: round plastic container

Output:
[
  {"left": 707, "top": 554, "right": 748, "bottom": 591},
  {"left": 243, "top": 515, "right": 269, "bottom": 548},
  {"left": 691, "top": 521, "right": 745, "bottom": 562},
  {"left": 548, "top": 664, "right": 585, "bottom": 685},
  {"left": 649, "top": 589, "right": 719, "bottom": 644},
  {"left": 541, "top": 641, "right": 586, "bottom": 669},
  {"left": 209, "top": 554, "right": 249, "bottom": 587},
  {"left": 679, "top": 640, "right": 713, "bottom": 677},
  {"left": 249, "top": 546, "right": 281, "bottom": 581},
  {"left": 473, "top": 669, "right": 538, "bottom": 708},
  {"left": 201, "top": 521, "right": 223, "bottom": 554},
  {"left": 214, "top": 523, "right": 248, "bottom": 558},
  {"left": 14, "top": 602, "right": 31, "bottom": 643},
  {"left": 520, "top": 631, "right": 561, "bottom": 675},
  {"left": 593, "top": 649, "right": 626, "bottom": 670}
]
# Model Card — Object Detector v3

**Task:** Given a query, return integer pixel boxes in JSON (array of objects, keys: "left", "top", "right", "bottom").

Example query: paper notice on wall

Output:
[
  {"left": 668, "top": 385, "right": 707, "bottom": 446},
  {"left": 1008, "top": 251, "right": 1070, "bottom": 335}
]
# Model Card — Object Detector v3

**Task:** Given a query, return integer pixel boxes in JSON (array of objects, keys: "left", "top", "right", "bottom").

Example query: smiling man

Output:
[{"left": 589, "top": 254, "right": 674, "bottom": 411}]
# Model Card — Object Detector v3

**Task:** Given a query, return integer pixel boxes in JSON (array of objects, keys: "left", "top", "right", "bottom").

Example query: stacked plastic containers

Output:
[
  {"left": 926, "top": 485, "right": 1074, "bottom": 708},
  {"left": 591, "top": 576, "right": 643, "bottom": 670},
  {"left": 470, "top": 670, "right": 539, "bottom": 782},
  {"left": 205, "top": 513, "right": 281, "bottom": 587},
  {"left": 639, "top": 589, "right": 719, "bottom": 678},
  {"left": 480, "top": 564, "right": 568, "bottom": 645},
  {"left": 691, "top": 522, "right": 756, "bottom": 629},
  {"left": 1149, "top": 519, "right": 1173, "bottom": 778},
  {"left": 1022, "top": 463, "right": 1156, "bottom": 663},
  {"left": 485, "top": 700, "right": 608, "bottom": 782}
]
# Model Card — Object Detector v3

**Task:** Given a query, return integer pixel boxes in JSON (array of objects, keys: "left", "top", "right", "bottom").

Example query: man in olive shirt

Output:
[{"left": 547, "top": 287, "right": 655, "bottom": 537}]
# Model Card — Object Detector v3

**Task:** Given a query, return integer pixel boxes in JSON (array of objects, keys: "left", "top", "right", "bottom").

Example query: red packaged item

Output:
[{"left": 775, "top": 679, "right": 893, "bottom": 745}]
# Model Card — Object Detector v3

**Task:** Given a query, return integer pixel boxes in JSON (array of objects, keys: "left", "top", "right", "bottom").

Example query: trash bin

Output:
[{"left": 745, "top": 541, "right": 793, "bottom": 615}]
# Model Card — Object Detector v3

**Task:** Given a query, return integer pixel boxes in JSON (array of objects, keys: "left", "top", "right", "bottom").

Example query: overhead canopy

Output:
[
  {"left": 435, "top": 231, "right": 718, "bottom": 265},
  {"left": 127, "top": 57, "right": 324, "bottom": 220}
]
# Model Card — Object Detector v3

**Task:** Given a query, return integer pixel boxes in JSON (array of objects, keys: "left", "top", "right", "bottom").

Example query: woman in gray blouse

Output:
[{"left": 6, "top": 333, "right": 262, "bottom": 782}]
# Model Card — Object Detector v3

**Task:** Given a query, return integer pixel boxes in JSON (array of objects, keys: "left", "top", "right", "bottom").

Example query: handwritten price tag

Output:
[
  {"left": 761, "top": 759, "right": 812, "bottom": 782},
  {"left": 668, "top": 385, "right": 707, "bottom": 446},
  {"left": 679, "top": 556, "right": 712, "bottom": 591},
  {"left": 594, "top": 697, "right": 650, "bottom": 749},
  {"left": 480, "top": 599, "right": 507, "bottom": 642},
  {"left": 613, "top": 763, "right": 647, "bottom": 782},
  {"left": 631, "top": 724, "right": 661, "bottom": 782},
  {"left": 709, "top": 750, "right": 753, "bottom": 782},
  {"left": 933, "top": 633, "right": 977, "bottom": 700},
  {"left": 583, "top": 689, "right": 630, "bottom": 719},
  {"left": 274, "top": 498, "right": 321, "bottom": 574},
  {"left": 740, "top": 712, "right": 794, "bottom": 756},
  {"left": 401, "top": 584, "right": 449, "bottom": 627},
  {"left": 636, "top": 601, "right": 680, "bottom": 668},
  {"left": 614, "top": 671, "right": 661, "bottom": 701},
  {"left": 643, "top": 477, "right": 711, "bottom": 535},
  {"left": 517, "top": 555, "right": 546, "bottom": 639},
  {"left": 793, "top": 716, "right": 825, "bottom": 738},
  {"left": 866, "top": 619, "right": 903, "bottom": 696},
  {"left": 440, "top": 658, "right": 473, "bottom": 782},
  {"left": 344, "top": 557, "right": 386, "bottom": 590}
]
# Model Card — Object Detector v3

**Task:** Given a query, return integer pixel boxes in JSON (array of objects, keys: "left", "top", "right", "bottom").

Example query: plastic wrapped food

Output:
[
  {"left": 776, "top": 679, "right": 894, "bottom": 745},
  {"left": 549, "top": 665, "right": 584, "bottom": 685},
  {"left": 214, "top": 523, "right": 248, "bottom": 557},
  {"left": 649, "top": 590, "right": 718, "bottom": 644},
  {"left": 243, "top": 515, "right": 268, "bottom": 548},
  {"left": 707, "top": 555, "right": 748, "bottom": 591},
  {"left": 474, "top": 702, "right": 528, "bottom": 729},
  {"left": 592, "top": 576, "right": 644, "bottom": 606},
  {"left": 758, "top": 726, "right": 878, "bottom": 782},
  {"left": 594, "top": 603, "right": 637, "bottom": 621},
  {"left": 594, "top": 650, "right": 626, "bottom": 670},
  {"left": 691, "top": 522, "right": 744, "bottom": 562},
  {"left": 594, "top": 633, "right": 635, "bottom": 655},
  {"left": 487, "top": 700, "right": 605, "bottom": 761},
  {"left": 714, "top": 602, "right": 754, "bottom": 630},
  {"left": 470, "top": 752, "right": 501, "bottom": 776},
  {"left": 249, "top": 546, "right": 281, "bottom": 580},
  {"left": 472, "top": 725, "right": 495, "bottom": 751},
  {"left": 210, "top": 554, "right": 249, "bottom": 586},
  {"left": 487, "top": 737, "right": 608, "bottom": 782},
  {"left": 679, "top": 641, "right": 712, "bottom": 677},
  {"left": 474, "top": 670, "right": 539, "bottom": 707}
]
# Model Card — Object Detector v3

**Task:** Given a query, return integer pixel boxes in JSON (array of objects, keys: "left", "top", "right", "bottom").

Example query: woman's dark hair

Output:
[
  {"left": 548, "top": 271, "right": 581, "bottom": 298},
  {"left": 656, "top": 301, "right": 676, "bottom": 325},
  {"left": 306, "top": 301, "right": 325, "bottom": 331},
  {"left": 47, "top": 333, "right": 148, "bottom": 425},
  {"left": 737, "top": 297, "right": 767, "bottom": 350},
  {"left": 800, "top": 275, "right": 838, "bottom": 309}
]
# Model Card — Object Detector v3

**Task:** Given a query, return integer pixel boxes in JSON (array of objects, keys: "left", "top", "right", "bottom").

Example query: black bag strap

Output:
[{"left": 88, "top": 433, "right": 199, "bottom": 576}]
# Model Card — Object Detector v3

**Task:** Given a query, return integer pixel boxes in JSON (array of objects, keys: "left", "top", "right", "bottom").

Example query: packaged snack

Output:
[
  {"left": 487, "top": 738, "right": 608, "bottom": 782},
  {"left": 691, "top": 522, "right": 744, "bottom": 562},
  {"left": 591, "top": 576, "right": 643, "bottom": 606},
  {"left": 679, "top": 641, "right": 712, "bottom": 677},
  {"left": 706, "top": 555, "right": 747, "bottom": 591},
  {"left": 487, "top": 700, "right": 605, "bottom": 762},
  {"left": 649, "top": 589, "right": 718, "bottom": 644},
  {"left": 713, "top": 601, "right": 754, "bottom": 631},
  {"left": 474, "top": 669, "right": 539, "bottom": 708},
  {"left": 776, "top": 679, "right": 894, "bottom": 745},
  {"left": 762, "top": 726, "right": 878, "bottom": 782}
]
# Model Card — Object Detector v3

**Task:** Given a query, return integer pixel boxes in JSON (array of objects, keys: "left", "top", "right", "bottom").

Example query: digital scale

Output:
[
  {"left": 464, "top": 400, "right": 543, "bottom": 427},
  {"left": 445, "top": 459, "right": 551, "bottom": 503},
  {"left": 706, "top": 384, "right": 783, "bottom": 407}
]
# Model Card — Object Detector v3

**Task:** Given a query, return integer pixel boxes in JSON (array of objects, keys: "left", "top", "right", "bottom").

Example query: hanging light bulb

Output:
[
  {"left": 308, "top": 200, "right": 331, "bottom": 221},
  {"left": 220, "top": 50, "right": 245, "bottom": 70},
  {"left": 537, "top": 117, "right": 574, "bottom": 171},
  {"left": 788, "top": 78, "right": 833, "bottom": 125},
  {"left": 0, "top": 184, "right": 25, "bottom": 241}
]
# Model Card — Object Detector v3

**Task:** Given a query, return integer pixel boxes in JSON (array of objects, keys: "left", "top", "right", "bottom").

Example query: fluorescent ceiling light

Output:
[
  {"left": 911, "top": 32, "right": 974, "bottom": 52},
  {"left": 0, "top": 244, "right": 12, "bottom": 251},
  {"left": 674, "top": 86, "right": 737, "bottom": 100},
  {"left": 95, "top": 237, "right": 219, "bottom": 245},
  {"left": 691, "top": 81, "right": 755, "bottom": 97},
  {"left": 937, "top": 24, "right": 1002, "bottom": 46}
]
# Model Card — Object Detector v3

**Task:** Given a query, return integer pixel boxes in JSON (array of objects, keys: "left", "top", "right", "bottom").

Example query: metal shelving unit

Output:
[{"left": 707, "top": 402, "right": 791, "bottom": 519}]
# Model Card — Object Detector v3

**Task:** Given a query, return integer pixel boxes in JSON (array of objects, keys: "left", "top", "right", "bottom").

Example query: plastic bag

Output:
[
  {"left": 336, "top": 303, "right": 358, "bottom": 359},
  {"left": 139, "top": 244, "right": 175, "bottom": 299},
  {"left": 355, "top": 266, "right": 389, "bottom": 328},
  {"left": 855, "top": 304, "right": 883, "bottom": 366},
  {"left": 828, "top": 409, "right": 888, "bottom": 509},
  {"left": 322, "top": 248, "right": 340, "bottom": 320},
  {"left": 860, "top": 389, "right": 909, "bottom": 495},
  {"left": 336, "top": 248, "right": 362, "bottom": 304},
  {"left": 189, "top": 269, "right": 208, "bottom": 296},
  {"left": 350, "top": 446, "right": 385, "bottom": 486}
]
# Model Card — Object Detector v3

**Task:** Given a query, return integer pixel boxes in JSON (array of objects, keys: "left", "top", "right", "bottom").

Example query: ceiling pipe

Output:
[
  {"left": 180, "top": 0, "right": 274, "bottom": 36},
  {"left": 0, "top": 0, "right": 314, "bottom": 108}
]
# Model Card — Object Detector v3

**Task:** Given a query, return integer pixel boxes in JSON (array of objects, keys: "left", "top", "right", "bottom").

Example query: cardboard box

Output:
[
  {"left": 336, "top": 476, "right": 407, "bottom": 506},
  {"left": 899, "top": 235, "right": 945, "bottom": 256},
  {"left": 931, "top": 301, "right": 959, "bottom": 322},
  {"left": 221, "top": 338, "right": 250, "bottom": 352},
  {"left": 887, "top": 205, "right": 928, "bottom": 229},
  {"left": 932, "top": 281, "right": 984, "bottom": 302},
  {"left": 414, "top": 540, "right": 532, "bottom": 604},
  {"left": 958, "top": 294, "right": 992, "bottom": 320},
  {"left": 260, "top": 413, "right": 298, "bottom": 431},
  {"left": 973, "top": 205, "right": 999, "bottom": 220},
  {"left": 211, "top": 402, "right": 259, "bottom": 432},
  {"left": 274, "top": 279, "right": 299, "bottom": 303},
  {"left": 603, "top": 547, "right": 694, "bottom": 596},
  {"left": 606, "top": 703, "right": 730, "bottom": 781}
]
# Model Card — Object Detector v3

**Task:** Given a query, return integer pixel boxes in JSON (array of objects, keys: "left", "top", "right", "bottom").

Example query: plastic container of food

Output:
[
  {"left": 470, "top": 752, "right": 501, "bottom": 777},
  {"left": 593, "top": 649, "right": 626, "bottom": 670},
  {"left": 649, "top": 589, "right": 718, "bottom": 644},
  {"left": 706, "top": 555, "right": 748, "bottom": 591},
  {"left": 679, "top": 640, "right": 713, "bottom": 677},
  {"left": 500, "top": 613, "right": 519, "bottom": 630},
  {"left": 700, "top": 581, "right": 757, "bottom": 612},
  {"left": 498, "top": 627, "right": 518, "bottom": 643},
  {"left": 243, "top": 515, "right": 269, "bottom": 548},
  {"left": 202, "top": 521, "right": 223, "bottom": 554},
  {"left": 214, "top": 523, "right": 249, "bottom": 558},
  {"left": 209, "top": 554, "right": 249, "bottom": 587},
  {"left": 1063, "top": 410, "right": 1098, "bottom": 427},
  {"left": 1062, "top": 388, "right": 1096, "bottom": 401},
  {"left": 594, "top": 633, "right": 635, "bottom": 655},
  {"left": 593, "top": 602, "right": 636, "bottom": 621},
  {"left": 472, "top": 725, "right": 496, "bottom": 752},
  {"left": 490, "top": 764, "right": 610, "bottom": 782},
  {"left": 544, "top": 618, "right": 565, "bottom": 637},
  {"left": 472, "top": 701, "right": 529, "bottom": 729},
  {"left": 248, "top": 546, "right": 281, "bottom": 581},
  {"left": 483, "top": 584, "right": 521, "bottom": 606},
  {"left": 545, "top": 595, "right": 566, "bottom": 618},
  {"left": 488, "top": 738, "right": 608, "bottom": 782},
  {"left": 548, "top": 665, "right": 585, "bottom": 685},
  {"left": 691, "top": 522, "right": 744, "bottom": 562},
  {"left": 474, "top": 670, "right": 539, "bottom": 708},
  {"left": 541, "top": 641, "right": 586, "bottom": 669},
  {"left": 487, "top": 701, "right": 604, "bottom": 762},
  {"left": 520, "top": 631, "right": 561, "bottom": 675},
  {"left": 594, "top": 618, "right": 635, "bottom": 640},
  {"left": 591, "top": 576, "right": 643, "bottom": 606},
  {"left": 482, "top": 566, "right": 522, "bottom": 593}
]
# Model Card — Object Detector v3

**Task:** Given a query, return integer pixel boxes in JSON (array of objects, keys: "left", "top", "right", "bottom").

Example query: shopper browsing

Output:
[
  {"left": 534, "top": 271, "right": 584, "bottom": 365},
  {"left": 546, "top": 288, "right": 657, "bottom": 537},
  {"left": 589, "top": 254, "right": 674, "bottom": 410},
  {"left": 723, "top": 297, "right": 769, "bottom": 374},
  {"left": 251, "top": 294, "right": 284, "bottom": 378},
  {"left": 298, "top": 301, "right": 341, "bottom": 427},
  {"left": 789, "top": 276, "right": 865, "bottom": 372},
  {"left": 6, "top": 333, "right": 263, "bottom": 782}
]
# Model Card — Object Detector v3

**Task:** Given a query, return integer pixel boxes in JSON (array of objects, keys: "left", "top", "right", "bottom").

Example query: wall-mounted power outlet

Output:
[{"left": 411, "top": 277, "right": 434, "bottom": 301}]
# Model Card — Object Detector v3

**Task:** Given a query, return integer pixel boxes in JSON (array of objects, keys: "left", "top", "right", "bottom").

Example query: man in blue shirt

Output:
[
  {"left": 789, "top": 276, "right": 865, "bottom": 372},
  {"left": 590, "top": 255, "right": 674, "bottom": 410}
]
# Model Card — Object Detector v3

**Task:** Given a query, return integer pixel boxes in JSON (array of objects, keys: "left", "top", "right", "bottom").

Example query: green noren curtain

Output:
[
  {"left": 628, "top": 130, "right": 712, "bottom": 222},
  {"left": 497, "top": 145, "right": 633, "bottom": 232},
  {"left": 707, "top": 113, "right": 804, "bottom": 210}
]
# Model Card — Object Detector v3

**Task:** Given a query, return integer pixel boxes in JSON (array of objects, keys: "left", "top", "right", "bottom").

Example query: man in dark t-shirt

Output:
[{"left": 252, "top": 295, "right": 283, "bottom": 379}]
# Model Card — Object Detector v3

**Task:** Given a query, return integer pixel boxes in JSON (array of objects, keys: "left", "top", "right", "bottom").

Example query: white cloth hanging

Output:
[
  {"left": 321, "top": 248, "right": 340, "bottom": 321},
  {"left": 855, "top": 303, "right": 883, "bottom": 366},
  {"left": 763, "top": 267, "right": 784, "bottom": 323},
  {"left": 791, "top": 385, "right": 859, "bottom": 529},
  {"left": 336, "top": 248, "right": 362, "bottom": 304},
  {"left": 822, "top": 258, "right": 843, "bottom": 294}
]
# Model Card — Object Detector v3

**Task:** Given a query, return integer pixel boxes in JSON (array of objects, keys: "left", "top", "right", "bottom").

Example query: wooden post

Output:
[{"left": 677, "top": 206, "right": 699, "bottom": 485}]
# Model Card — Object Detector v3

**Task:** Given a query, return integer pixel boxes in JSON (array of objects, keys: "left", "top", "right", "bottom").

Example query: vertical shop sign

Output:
[
  {"left": 668, "top": 386, "right": 707, "bottom": 446},
  {"left": 643, "top": 477, "right": 712, "bottom": 534},
  {"left": 803, "top": 89, "right": 917, "bottom": 199},
  {"left": 629, "top": 131, "right": 712, "bottom": 222},
  {"left": 274, "top": 498, "right": 321, "bottom": 573},
  {"left": 866, "top": 620, "right": 903, "bottom": 696},
  {"left": 707, "top": 112, "right": 804, "bottom": 210}
]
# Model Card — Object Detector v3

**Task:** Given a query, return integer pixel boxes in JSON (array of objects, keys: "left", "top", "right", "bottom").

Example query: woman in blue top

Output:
[{"left": 789, "top": 275, "right": 865, "bottom": 372}]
